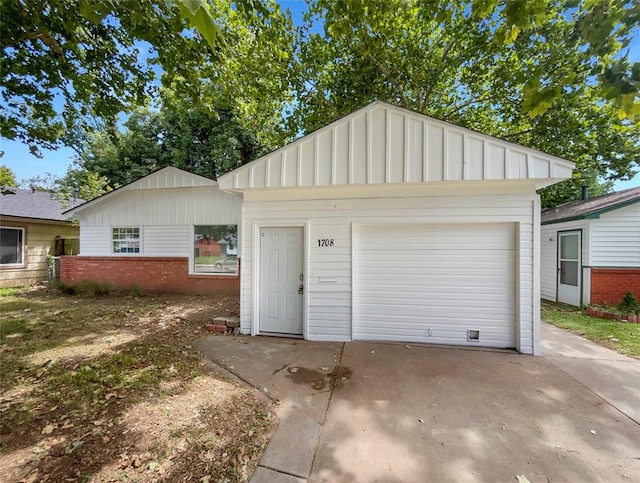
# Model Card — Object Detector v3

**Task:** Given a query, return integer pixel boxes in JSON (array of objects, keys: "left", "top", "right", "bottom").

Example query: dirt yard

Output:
[{"left": 0, "top": 287, "right": 275, "bottom": 482}]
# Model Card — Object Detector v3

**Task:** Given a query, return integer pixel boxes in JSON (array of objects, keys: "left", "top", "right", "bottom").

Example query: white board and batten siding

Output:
[
  {"left": 225, "top": 102, "right": 573, "bottom": 191},
  {"left": 219, "top": 101, "right": 575, "bottom": 356},
  {"left": 68, "top": 168, "right": 242, "bottom": 258}
]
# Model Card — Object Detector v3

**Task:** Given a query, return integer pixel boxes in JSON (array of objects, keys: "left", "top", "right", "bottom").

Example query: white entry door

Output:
[
  {"left": 557, "top": 231, "right": 581, "bottom": 306},
  {"left": 259, "top": 227, "right": 304, "bottom": 335}
]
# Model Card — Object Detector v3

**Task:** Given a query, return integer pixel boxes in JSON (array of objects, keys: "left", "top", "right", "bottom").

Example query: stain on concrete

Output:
[
  {"left": 285, "top": 365, "right": 353, "bottom": 391},
  {"left": 328, "top": 366, "right": 352, "bottom": 390},
  {"left": 287, "top": 367, "right": 327, "bottom": 389}
]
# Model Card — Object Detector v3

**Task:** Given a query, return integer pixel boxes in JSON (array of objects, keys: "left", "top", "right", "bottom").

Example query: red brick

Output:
[
  {"left": 60, "top": 256, "right": 240, "bottom": 296},
  {"left": 590, "top": 268, "right": 640, "bottom": 306}
]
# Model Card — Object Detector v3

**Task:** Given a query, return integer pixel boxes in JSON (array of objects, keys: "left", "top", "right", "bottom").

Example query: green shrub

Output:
[
  {"left": 75, "top": 280, "right": 111, "bottom": 296},
  {"left": 128, "top": 285, "right": 142, "bottom": 297},
  {"left": 51, "top": 281, "right": 77, "bottom": 295},
  {"left": 619, "top": 292, "right": 640, "bottom": 315},
  {"left": 52, "top": 280, "right": 111, "bottom": 296}
]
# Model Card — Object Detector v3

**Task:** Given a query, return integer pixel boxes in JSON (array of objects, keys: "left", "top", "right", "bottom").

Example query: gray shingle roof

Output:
[
  {"left": 0, "top": 188, "right": 83, "bottom": 222},
  {"left": 541, "top": 186, "right": 640, "bottom": 224}
]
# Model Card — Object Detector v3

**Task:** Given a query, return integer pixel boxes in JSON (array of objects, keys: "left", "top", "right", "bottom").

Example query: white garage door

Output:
[{"left": 353, "top": 223, "right": 516, "bottom": 348}]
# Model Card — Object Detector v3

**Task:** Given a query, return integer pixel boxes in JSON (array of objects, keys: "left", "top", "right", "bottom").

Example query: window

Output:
[
  {"left": 194, "top": 225, "right": 237, "bottom": 274},
  {"left": 1, "top": 227, "right": 25, "bottom": 266},
  {"left": 112, "top": 227, "right": 140, "bottom": 253}
]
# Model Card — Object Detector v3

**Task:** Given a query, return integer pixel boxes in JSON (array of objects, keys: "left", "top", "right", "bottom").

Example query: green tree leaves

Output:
[
  {"left": 0, "top": 165, "right": 18, "bottom": 186},
  {"left": 290, "top": 0, "right": 638, "bottom": 204},
  {"left": 76, "top": 106, "right": 261, "bottom": 189}
]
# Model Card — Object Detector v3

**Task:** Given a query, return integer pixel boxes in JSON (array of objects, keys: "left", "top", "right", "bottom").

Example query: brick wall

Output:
[
  {"left": 60, "top": 256, "right": 239, "bottom": 296},
  {"left": 590, "top": 268, "right": 640, "bottom": 305}
]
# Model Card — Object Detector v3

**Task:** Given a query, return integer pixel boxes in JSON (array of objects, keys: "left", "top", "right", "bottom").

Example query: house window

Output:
[
  {"left": 112, "top": 227, "right": 140, "bottom": 253},
  {"left": 194, "top": 225, "right": 237, "bottom": 275},
  {"left": 0, "top": 227, "right": 25, "bottom": 266}
]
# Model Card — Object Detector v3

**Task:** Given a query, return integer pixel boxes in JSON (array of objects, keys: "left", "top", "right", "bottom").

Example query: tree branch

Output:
[
  {"left": 364, "top": 51, "right": 408, "bottom": 107},
  {"left": 421, "top": 22, "right": 469, "bottom": 109},
  {"left": 502, "top": 127, "right": 537, "bottom": 139},
  {"left": 445, "top": 93, "right": 492, "bottom": 116}
]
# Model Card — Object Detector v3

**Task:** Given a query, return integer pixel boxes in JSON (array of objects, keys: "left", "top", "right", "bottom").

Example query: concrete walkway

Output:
[
  {"left": 541, "top": 321, "right": 640, "bottom": 424},
  {"left": 195, "top": 328, "right": 640, "bottom": 482}
]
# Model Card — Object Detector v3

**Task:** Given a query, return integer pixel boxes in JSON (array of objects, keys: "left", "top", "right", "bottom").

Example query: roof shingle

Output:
[
  {"left": 0, "top": 188, "right": 83, "bottom": 222},
  {"left": 541, "top": 186, "right": 640, "bottom": 224}
]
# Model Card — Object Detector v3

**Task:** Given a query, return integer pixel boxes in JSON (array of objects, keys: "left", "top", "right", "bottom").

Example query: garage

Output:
[
  {"left": 218, "top": 101, "right": 576, "bottom": 355},
  {"left": 353, "top": 223, "right": 516, "bottom": 348}
]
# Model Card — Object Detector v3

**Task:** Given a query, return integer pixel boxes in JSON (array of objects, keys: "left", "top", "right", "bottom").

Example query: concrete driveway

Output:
[{"left": 195, "top": 329, "right": 640, "bottom": 483}]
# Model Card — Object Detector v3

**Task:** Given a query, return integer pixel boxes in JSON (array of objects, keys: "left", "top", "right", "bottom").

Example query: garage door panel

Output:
[
  {"left": 354, "top": 299, "right": 514, "bottom": 314},
  {"left": 353, "top": 223, "right": 516, "bottom": 348},
  {"left": 354, "top": 326, "right": 513, "bottom": 346},
  {"left": 356, "top": 280, "right": 514, "bottom": 291}
]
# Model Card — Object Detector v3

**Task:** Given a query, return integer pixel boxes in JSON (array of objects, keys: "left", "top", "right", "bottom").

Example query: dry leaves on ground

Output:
[{"left": 0, "top": 287, "right": 276, "bottom": 482}]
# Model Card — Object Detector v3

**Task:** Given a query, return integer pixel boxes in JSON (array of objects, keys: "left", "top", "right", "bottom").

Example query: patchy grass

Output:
[
  {"left": 542, "top": 300, "right": 640, "bottom": 359},
  {"left": 0, "top": 287, "right": 275, "bottom": 482},
  {"left": 0, "top": 287, "right": 29, "bottom": 297}
]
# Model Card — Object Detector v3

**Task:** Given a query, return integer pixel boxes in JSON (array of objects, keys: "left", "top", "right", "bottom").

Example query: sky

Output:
[{"left": 1, "top": 2, "right": 638, "bottom": 191}]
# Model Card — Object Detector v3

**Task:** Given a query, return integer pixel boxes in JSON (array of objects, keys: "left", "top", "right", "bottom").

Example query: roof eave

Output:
[{"left": 541, "top": 196, "right": 640, "bottom": 225}]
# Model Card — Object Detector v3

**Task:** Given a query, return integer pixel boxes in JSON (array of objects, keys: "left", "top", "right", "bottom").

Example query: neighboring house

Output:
[
  {"left": 541, "top": 187, "right": 640, "bottom": 307},
  {"left": 61, "top": 167, "right": 242, "bottom": 295},
  {"left": 0, "top": 188, "right": 81, "bottom": 288},
  {"left": 217, "top": 101, "right": 574, "bottom": 355}
]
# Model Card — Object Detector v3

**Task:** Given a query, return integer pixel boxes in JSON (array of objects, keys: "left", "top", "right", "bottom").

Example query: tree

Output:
[
  {"left": 1, "top": 0, "right": 294, "bottom": 156},
  {"left": 290, "top": 0, "right": 639, "bottom": 205},
  {"left": 56, "top": 167, "right": 112, "bottom": 202},
  {"left": 76, "top": 105, "right": 262, "bottom": 188},
  {"left": 0, "top": 165, "right": 17, "bottom": 186}
]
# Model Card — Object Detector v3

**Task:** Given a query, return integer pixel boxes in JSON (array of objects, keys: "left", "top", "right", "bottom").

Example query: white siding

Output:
[
  {"left": 79, "top": 227, "right": 111, "bottom": 255},
  {"left": 77, "top": 186, "right": 241, "bottom": 257},
  {"left": 219, "top": 102, "right": 574, "bottom": 190},
  {"left": 240, "top": 186, "right": 538, "bottom": 354},
  {"left": 591, "top": 203, "right": 640, "bottom": 267},
  {"left": 143, "top": 226, "right": 190, "bottom": 255},
  {"left": 540, "top": 220, "right": 589, "bottom": 301}
]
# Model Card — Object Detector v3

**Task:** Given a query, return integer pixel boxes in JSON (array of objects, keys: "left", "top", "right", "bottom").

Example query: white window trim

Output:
[
  {"left": 0, "top": 226, "right": 26, "bottom": 268},
  {"left": 111, "top": 226, "right": 141, "bottom": 255},
  {"left": 191, "top": 225, "right": 239, "bottom": 276}
]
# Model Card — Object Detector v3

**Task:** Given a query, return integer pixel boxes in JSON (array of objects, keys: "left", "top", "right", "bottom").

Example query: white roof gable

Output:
[
  {"left": 64, "top": 167, "right": 217, "bottom": 216},
  {"left": 218, "top": 101, "right": 574, "bottom": 191}
]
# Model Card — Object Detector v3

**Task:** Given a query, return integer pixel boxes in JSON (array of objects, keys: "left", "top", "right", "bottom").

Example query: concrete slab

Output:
[
  {"left": 542, "top": 322, "right": 640, "bottom": 424},
  {"left": 259, "top": 403, "right": 321, "bottom": 477},
  {"left": 194, "top": 335, "right": 342, "bottom": 480},
  {"left": 311, "top": 342, "right": 640, "bottom": 483},
  {"left": 251, "top": 467, "right": 307, "bottom": 483}
]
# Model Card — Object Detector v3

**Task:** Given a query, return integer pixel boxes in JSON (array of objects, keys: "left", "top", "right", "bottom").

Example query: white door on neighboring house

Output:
[
  {"left": 557, "top": 231, "right": 581, "bottom": 306},
  {"left": 259, "top": 227, "right": 304, "bottom": 335}
]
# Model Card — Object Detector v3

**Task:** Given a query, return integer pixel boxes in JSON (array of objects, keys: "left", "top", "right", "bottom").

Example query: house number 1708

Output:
[{"left": 317, "top": 239, "right": 335, "bottom": 247}]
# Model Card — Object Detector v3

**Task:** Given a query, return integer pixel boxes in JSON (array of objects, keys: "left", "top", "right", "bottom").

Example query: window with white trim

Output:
[
  {"left": 194, "top": 225, "right": 237, "bottom": 275},
  {"left": 1, "top": 227, "right": 25, "bottom": 266},
  {"left": 112, "top": 227, "right": 140, "bottom": 253}
]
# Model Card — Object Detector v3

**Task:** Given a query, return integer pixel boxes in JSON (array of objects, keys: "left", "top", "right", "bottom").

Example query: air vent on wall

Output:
[{"left": 467, "top": 329, "right": 480, "bottom": 341}]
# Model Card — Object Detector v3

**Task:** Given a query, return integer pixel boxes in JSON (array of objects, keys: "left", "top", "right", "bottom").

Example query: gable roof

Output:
[
  {"left": 0, "top": 188, "right": 82, "bottom": 222},
  {"left": 541, "top": 186, "right": 640, "bottom": 225},
  {"left": 218, "top": 101, "right": 574, "bottom": 191},
  {"left": 63, "top": 167, "right": 217, "bottom": 217}
]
